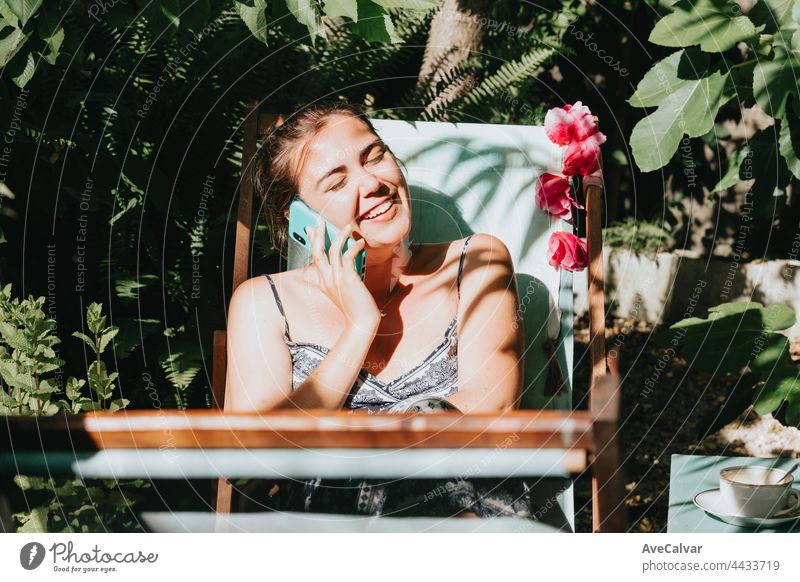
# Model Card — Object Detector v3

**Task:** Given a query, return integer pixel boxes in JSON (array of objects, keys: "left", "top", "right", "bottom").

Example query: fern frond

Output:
[{"left": 458, "top": 46, "right": 557, "bottom": 108}]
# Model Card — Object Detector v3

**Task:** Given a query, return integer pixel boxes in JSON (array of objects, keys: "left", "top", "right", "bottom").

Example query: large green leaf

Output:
[
  {"left": 748, "top": 0, "right": 800, "bottom": 35},
  {"left": 629, "top": 50, "right": 736, "bottom": 172},
  {"left": 109, "top": 398, "right": 129, "bottom": 412},
  {"left": 13, "top": 474, "right": 47, "bottom": 491},
  {"left": 324, "top": 0, "right": 358, "bottom": 21},
  {"left": 72, "top": 331, "right": 95, "bottom": 351},
  {"left": 285, "top": 0, "right": 325, "bottom": 44},
  {"left": 669, "top": 302, "right": 795, "bottom": 375},
  {"left": 754, "top": 303, "right": 796, "bottom": 331},
  {"left": 713, "top": 144, "right": 749, "bottom": 192},
  {"left": 99, "top": 327, "right": 119, "bottom": 353},
  {"left": 0, "top": 25, "right": 27, "bottom": 67},
  {"left": 746, "top": 127, "right": 792, "bottom": 214},
  {"left": 0, "top": 320, "right": 30, "bottom": 351},
  {"left": 65, "top": 377, "right": 86, "bottom": 401},
  {"left": 16, "top": 505, "right": 48, "bottom": 532},
  {"left": 0, "top": 1, "right": 19, "bottom": 26},
  {"left": 271, "top": 0, "right": 316, "bottom": 43},
  {"left": 753, "top": 361, "right": 800, "bottom": 415},
  {"left": 236, "top": 0, "right": 268, "bottom": 45},
  {"left": 753, "top": 29, "right": 800, "bottom": 120},
  {"left": 778, "top": 96, "right": 800, "bottom": 179},
  {"left": 1, "top": 0, "right": 42, "bottom": 28},
  {"left": 37, "top": 4, "right": 63, "bottom": 65},
  {"left": 649, "top": 0, "right": 758, "bottom": 52},
  {"left": 86, "top": 302, "right": 106, "bottom": 335},
  {"left": 0, "top": 362, "right": 34, "bottom": 391},
  {"left": 372, "top": 0, "right": 440, "bottom": 8},
  {"left": 31, "top": 377, "right": 60, "bottom": 396},
  {"left": 788, "top": 392, "right": 800, "bottom": 426},
  {"left": 7, "top": 45, "right": 35, "bottom": 88},
  {"left": 350, "top": 0, "right": 401, "bottom": 43}
]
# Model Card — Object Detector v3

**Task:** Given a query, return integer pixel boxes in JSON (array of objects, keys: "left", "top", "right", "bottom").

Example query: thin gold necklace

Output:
[
  {"left": 376, "top": 239, "right": 413, "bottom": 317},
  {"left": 377, "top": 282, "right": 403, "bottom": 318}
]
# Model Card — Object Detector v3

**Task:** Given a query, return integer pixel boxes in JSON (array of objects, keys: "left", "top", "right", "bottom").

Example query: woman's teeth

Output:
[{"left": 363, "top": 198, "right": 394, "bottom": 220}]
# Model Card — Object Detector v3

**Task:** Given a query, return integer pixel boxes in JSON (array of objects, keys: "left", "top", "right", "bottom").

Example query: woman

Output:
[{"left": 225, "top": 100, "right": 531, "bottom": 517}]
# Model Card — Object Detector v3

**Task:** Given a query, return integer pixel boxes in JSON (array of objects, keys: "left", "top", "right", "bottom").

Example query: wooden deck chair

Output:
[{"left": 211, "top": 102, "right": 619, "bottom": 531}]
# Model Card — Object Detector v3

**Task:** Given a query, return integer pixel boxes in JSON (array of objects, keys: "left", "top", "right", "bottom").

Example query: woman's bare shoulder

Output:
[
  {"left": 432, "top": 233, "right": 512, "bottom": 266},
  {"left": 412, "top": 236, "right": 476, "bottom": 265},
  {"left": 227, "top": 273, "right": 284, "bottom": 330},
  {"left": 233, "top": 268, "right": 302, "bottom": 297},
  {"left": 408, "top": 235, "right": 509, "bottom": 282},
  {"left": 461, "top": 233, "right": 513, "bottom": 261},
  {"left": 456, "top": 233, "right": 516, "bottom": 295}
]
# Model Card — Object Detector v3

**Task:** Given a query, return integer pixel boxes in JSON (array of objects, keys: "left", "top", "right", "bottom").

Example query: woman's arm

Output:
[
  {"left": 274, "top": 322, "right": 378, "bottom": 409},
  {"left": 225, "top": 277, "right": 294, "bottom": 412},
  {"left": 225, "top": 276, "right": 379, "bottom": 412},
  {"left": 446, "top": 233, "right": 524, "bottom": 413}
]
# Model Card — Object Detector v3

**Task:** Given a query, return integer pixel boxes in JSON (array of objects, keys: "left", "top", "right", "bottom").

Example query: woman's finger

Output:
[
  {"left": 308, "top": 221, "right": 331, "bottom": 282},
  {"left": 342, "top": 238, "right": 366, "bottom": 272},
  {"left": 329, "top": 222, "right": 353, "bottom": 271},
  {"left": 341, "top": 237, "right": 365, "bottom": 278}
]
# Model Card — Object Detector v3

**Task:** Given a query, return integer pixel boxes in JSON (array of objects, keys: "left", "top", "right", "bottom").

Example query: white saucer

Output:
[{"left": 693, "top": 488, "right": 800, "bottom": 528}]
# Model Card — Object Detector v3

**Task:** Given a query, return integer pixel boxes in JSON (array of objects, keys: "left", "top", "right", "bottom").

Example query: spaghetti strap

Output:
[
  {"left": 264, "top": 274, "right": 292, "bottom": 342},
  {"left": 456, "top": 234, "right": 475, "bottom": 298}
]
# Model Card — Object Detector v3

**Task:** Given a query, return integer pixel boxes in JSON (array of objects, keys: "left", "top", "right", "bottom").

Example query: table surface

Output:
[{"left": 668, "top": 454, "right": 800, "bottom": 533}]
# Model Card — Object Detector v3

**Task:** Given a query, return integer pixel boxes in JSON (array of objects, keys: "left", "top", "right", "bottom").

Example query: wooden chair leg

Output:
[
  {"left": 589, "top": 374, "right": 627, "bottom": 532},
  {"left": 591, "top": 421, "right": 627, "bottom": 532},
  {"left": 211, "top": 330, "right": 227, "bottom": 410},
  {"left": 211, "top": 330, "right": 232, "bottom": 514},
  {"left": 216, "top": 478, "right": 233, "bottom": 514}
]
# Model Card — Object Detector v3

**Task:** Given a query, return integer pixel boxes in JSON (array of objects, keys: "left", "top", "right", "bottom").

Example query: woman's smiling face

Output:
[{"left": 294, "top": 113, "right": 411, "bottom": 248}]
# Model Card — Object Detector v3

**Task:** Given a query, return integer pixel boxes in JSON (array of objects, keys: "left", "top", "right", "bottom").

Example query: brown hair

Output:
[{"left": 253, "top": 99, "right": 392, "bottom": 261}]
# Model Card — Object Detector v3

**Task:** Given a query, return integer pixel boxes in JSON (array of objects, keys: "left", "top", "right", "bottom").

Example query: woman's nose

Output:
[{"left": 355, "top": 166, "right": 381, "bottom": 197}]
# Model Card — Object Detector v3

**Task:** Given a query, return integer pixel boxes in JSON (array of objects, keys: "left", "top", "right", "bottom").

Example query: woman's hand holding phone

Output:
[{"left": 306, "top": 220, "right": 381, "bottom": 333}]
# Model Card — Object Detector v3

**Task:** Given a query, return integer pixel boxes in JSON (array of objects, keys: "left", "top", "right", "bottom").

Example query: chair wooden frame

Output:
[{"left": 209, "top": 102, "right": 622, "bottom": 531}]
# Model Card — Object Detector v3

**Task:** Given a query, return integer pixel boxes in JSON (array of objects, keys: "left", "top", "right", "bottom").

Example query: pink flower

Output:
[
  {"left": 547, "top": 232, "right": 588, "bottom": 272},
  {"left": 544, "top": 101, "right": 599, "bottom": 146},
  {"left": 563, "top": 132, "right": 607, "bottom": 176},
  {"left": 535, "top": 173, "right": 583, "bottom": 221}
]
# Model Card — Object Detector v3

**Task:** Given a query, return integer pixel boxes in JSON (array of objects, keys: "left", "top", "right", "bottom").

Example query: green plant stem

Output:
[
  {"left": 94, "top": 333, "right": 104, "bottom": 410},
  {"left": 34, "top": 373, "right": 41, "bottom": 415},
  {"left": 729, "top": 58, "right": 756, "bottom": 70}
]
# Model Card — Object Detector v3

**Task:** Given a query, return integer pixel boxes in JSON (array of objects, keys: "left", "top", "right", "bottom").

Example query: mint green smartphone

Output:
[{"left": 288, "top": 198, "right": 367, "bottom": 280}]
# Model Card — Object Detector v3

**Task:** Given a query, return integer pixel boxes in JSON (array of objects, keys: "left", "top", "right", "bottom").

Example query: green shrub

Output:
[
  {"left": 604, "top": 217, "right": 671, "bottom": 256},
  {"left": 666, "top": 302, "right": 800, "bottom": 427},
  {"left": 0, "top": 286, "right": 149, "bottom": 532}
]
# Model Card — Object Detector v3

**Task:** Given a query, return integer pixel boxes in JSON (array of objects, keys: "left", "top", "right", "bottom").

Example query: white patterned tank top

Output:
[{"left": 264, "top": 235, "right": 474, "bottom": 413}]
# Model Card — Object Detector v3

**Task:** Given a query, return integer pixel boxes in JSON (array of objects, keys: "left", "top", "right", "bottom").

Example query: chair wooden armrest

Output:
[{"left": 1, "top": 391, "right": 625, "bottom": 531}]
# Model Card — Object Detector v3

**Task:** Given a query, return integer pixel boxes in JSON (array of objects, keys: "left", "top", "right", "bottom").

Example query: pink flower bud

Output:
[
  {"left": 535, "top": 173, "right": 583, "bottom": 221},
  {"left": 547, "top": 231, "right": 588, "bottom": 272},
  {"left": 563, "top": 132, "right": 607, "bottom": 176},
  {"left": 544, "top": 101, "right": 599, "bottom": 146}
]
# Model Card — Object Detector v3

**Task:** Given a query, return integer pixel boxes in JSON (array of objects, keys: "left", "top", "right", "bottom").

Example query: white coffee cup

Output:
[{"left": 719, "top": 466, "right": 795, "bottom": 518}]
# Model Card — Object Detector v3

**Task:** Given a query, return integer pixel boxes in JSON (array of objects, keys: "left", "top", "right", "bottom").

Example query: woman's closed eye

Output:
[{"left": 326, "top": 147, "right": 387, "bottom": 192}]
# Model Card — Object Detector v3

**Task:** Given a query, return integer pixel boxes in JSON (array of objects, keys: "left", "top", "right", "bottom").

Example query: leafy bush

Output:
[
  {"left": 667, "top": 302, "right": 800, "bottom": 426},
  {"left": 0, "top": 286, "right": 149, "bottom": 532},
  {"left": 629, "top": 0, "right": 800, "bottom": 211},
  {"left": 604, "top": 217, "right": 671, "bottom": 256}
]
